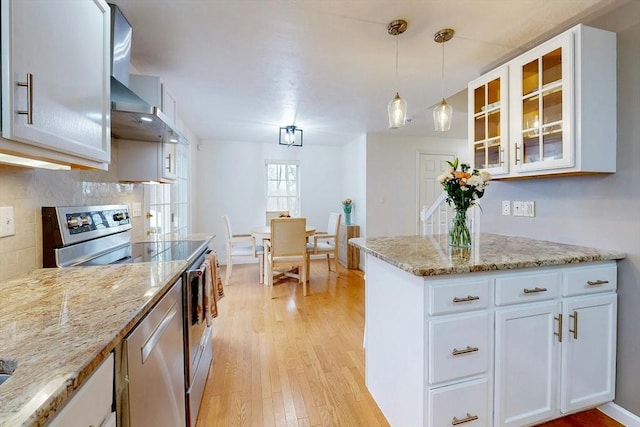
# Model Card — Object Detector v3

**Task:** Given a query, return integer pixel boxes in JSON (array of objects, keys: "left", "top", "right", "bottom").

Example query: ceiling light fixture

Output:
[
  {"left": 433, "top": 28, "right": 455, "bottom": 131},
  {"left": 387, "top": 19, "right": 408, "bottom": 129},
  {"left": 279, "top": 125, "right": 303, "bottom": 147}
]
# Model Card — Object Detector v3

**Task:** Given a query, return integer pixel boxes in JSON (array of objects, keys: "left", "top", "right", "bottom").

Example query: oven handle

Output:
[{"left": 186, "top": 262, "right": 208, "bottom": 325}]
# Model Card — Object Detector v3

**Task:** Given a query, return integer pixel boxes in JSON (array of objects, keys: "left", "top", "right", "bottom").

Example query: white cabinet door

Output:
[
  {"left": 162, "top": 142, "right": 178, "bottom": 181},
  {"left": 1, "top": 0, "right": 110, "bottom": 165},
  {"left": 561, "top": 293, "right": 617, "bottom": 413},
  {"left": 495, "top": 301, "right": 560, "bottom": 427},
  {"left": 510, "top": 30, "right": 574, "bottom": 174},
  {"left": 117, "top": 139, "right": 178, "bottom": 183},
  {"left": 468, "top": 65, "right": 510, "bottom": 177}
]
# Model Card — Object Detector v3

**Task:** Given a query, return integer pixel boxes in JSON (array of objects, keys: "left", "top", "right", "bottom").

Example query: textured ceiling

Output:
[{"left": 108, "top": 0, "right": 625, "bottom": 145}]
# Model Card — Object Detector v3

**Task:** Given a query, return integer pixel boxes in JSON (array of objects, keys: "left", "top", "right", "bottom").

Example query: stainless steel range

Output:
[{"left": 42, "top": 205, "right": 213, "bottom": 427}]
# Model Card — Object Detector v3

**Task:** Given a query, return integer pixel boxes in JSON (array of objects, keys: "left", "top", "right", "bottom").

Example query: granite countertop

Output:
[
  {"left": 349, "top": 233, "right": 626, "bottom": 276},
  {"left": 0, "top": 234, "right": 214, "bottom": 427}
]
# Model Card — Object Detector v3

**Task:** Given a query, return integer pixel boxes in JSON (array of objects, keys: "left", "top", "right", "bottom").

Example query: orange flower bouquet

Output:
[{"left": 438, "top": 158, "right": 491, "bottom": 247}]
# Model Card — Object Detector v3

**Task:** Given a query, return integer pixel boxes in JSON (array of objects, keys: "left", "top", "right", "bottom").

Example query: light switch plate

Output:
[
  {"left": 523, "top": 201, "right": 535, "bottom": 217},
  {"left": 132, "top": 202, "right": 142, "bottom": 218},
  {"left": 0, "top": 206, "right": 15, "bottom": 237}
]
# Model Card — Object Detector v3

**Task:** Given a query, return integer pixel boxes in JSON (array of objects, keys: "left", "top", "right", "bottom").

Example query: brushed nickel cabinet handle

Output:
[
  {"left": 523, "top": 286, "right": 547, "bottom": 294},
  {"left": 499, "top": 147, "right": 504, "bottom": 165},
  {"left": 514, "top": 143, "right": 521, "bottom": 164},
  {"left": 452, "top": 346, "right": 479, "bottom": 356},
  {"left": 554, "top": 314, "right": 563, "bottom": 343},
  {"left": 452, "top": 295, "right": 480, "bottom": 303},
  {"left": 569, "top": 311, "right": 578, "bottom": 340},
  {"left": 17, "top": 73, "right": 33, "bottom": 124},
  {"left": 452, "top": 413, "right": 479, "bottom": 425},
  {"left": 166, "top": 153, "right": 172, "bottom": 172},
  {"left": 587, "top": 279, "right": 609, "bottom": 286}
]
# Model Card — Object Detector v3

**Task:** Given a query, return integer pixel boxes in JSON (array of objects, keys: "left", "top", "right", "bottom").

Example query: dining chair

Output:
[
  {"left": 265, "top": 217, "right": 308, "bottom": 298},
  {"left": 265, "top": 210, "right": 290, "bottom": 224},
  {"left": 307, "top": 212, "right": 341, "bottom": 277},
  {"left": 222, "top": 215, "right": 264, "bottom": 285}
]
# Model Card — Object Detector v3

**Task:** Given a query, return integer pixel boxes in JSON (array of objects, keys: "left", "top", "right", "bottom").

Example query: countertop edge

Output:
[{"left": 349, "top": 234, "right": 626, "bottom": 277}]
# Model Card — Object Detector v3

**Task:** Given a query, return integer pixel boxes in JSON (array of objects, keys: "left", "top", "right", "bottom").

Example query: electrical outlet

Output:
[
  {"left": 523, "top": 201, "right": 535, "bottom": 217},
  {"left": 513, "top": 201, "right": 524, "bottom": 217},
  {"left": 0, "top": 206, "right": 15, "bottom": 237},
  {"left": 502, "top": 201, "right": 511, "bottom": 216}
]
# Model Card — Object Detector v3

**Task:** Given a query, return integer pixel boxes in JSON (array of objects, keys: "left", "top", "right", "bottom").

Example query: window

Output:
[
  {"left": 146, "top": 144, "right": 190, "bottom": 236},
  {"left": 265, "top": 161, "right": 300, "bottom": 216}
]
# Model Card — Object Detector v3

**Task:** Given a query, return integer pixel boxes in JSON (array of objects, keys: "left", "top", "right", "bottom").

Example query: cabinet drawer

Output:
[
  {"left": 427, "top": 378, "right": 489, "bottom": 427},
  {"left": 428, "top": 312, "right": 489, "bottom": 385},
  {"left": 495, "top": 271, "right": 560, "bottom": 306},
  {"left": 428, "top": 278, "right": 490, "bottom": 315},
  {"left": 563, "top": 263, "right": 617, "bottom": 296}
]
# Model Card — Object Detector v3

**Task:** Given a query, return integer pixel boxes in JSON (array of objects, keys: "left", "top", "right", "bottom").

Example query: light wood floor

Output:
[
  {"left": 196, "top": 261, "right": 388, "bottom": 427},
  {"left": 196, "top": 261, "right": 622, "bottom": 427}
]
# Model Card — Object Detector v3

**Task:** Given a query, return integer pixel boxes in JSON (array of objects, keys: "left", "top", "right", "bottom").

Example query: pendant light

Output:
[
  {"left": 387, "top": 19, "right": 408, "bottom": 129},
  {"left": 433, "top": 28, "right": 454, "bottom": 131}
]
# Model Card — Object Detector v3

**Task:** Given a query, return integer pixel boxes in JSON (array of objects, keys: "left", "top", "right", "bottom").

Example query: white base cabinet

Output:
[
  {"left": 364, "top": 256, "right": 617, "bottom": 427},
  {"left": 47, "top": 353, "right": 115, "bottom": 427}
]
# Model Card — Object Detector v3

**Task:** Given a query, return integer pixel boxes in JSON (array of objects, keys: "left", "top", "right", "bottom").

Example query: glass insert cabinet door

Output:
[
  {"left": 510, "top": 32, "right": 574, "bottom": 172},
  {"left": 468, "top": 66, "right": 509, "bottom": 176}
]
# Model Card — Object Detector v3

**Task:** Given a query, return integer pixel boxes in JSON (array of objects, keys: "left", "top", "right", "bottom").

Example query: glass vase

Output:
[
  {"left": 344, "top": 211, "right": 352, "bottom": 225},
  {"left": 449, "top": 209, "right": 472, "bottom": 248}
]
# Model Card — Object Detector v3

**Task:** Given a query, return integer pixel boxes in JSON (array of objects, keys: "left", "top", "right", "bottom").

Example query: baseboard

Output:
[{"left": 599, "top": 402, "right": 640, "bottom": 426}]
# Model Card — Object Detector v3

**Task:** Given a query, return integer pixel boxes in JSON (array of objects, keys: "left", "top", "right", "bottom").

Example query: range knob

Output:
[
  {"left": 113, "top": 212, "right": 129, "bottom": 222},
  {"left": 67, "top": 217, "right": 80, "bottom": 228},
  {"left": 67, "top": 216, "right": 91, "bottom": 229}
]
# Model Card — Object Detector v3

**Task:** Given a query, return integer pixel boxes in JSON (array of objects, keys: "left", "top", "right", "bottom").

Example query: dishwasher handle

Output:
[{"left": 141, "top": 303, "right": 178, "bottom": 364}]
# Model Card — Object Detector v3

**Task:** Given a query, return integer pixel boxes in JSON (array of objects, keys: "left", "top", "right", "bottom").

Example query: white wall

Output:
[
  {"left": 193, "top": 139, "right": 347, "bottom": 258},
  {"left": 365, "top": 133, "right": 467, "bottom": 237},
  {"left": 341, "top": 134, "right": 367, "bottom": 235},
  {"left": 480, "top": 3, "right": 640, "bottom": 415}
]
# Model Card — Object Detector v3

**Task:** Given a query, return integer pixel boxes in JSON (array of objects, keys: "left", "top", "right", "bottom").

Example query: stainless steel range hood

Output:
[{"left": 109, "top": 4, "right": 186, "bottom": 144}]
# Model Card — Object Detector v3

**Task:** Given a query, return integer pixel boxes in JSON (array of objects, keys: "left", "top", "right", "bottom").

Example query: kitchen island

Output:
[
  {"left": 350, "top": 233, "right": 625, "bottom": 427},
  {"left": 0, "top": 234, "right": 213, "bottom": 427}
]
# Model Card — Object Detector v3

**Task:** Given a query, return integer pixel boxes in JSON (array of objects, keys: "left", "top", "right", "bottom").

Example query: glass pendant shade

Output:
[
  {"left": 433, "top": 98, "right": 453, "bottom": 131},
  {"left": 388, "top": 92, "right": 407, "bottom": 128}
]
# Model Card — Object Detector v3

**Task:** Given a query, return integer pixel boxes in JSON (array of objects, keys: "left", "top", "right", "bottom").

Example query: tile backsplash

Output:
[{"left": 0, "top": 145, "right": 144, "bottom": 281}]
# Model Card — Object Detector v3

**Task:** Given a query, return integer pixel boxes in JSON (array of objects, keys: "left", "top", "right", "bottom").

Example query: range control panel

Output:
[
  {"left": 65, "top": 208, "right": 130, "bottom": 235},
  {"left": 42, "top": 204, "right": 133, "bottom": 248}
]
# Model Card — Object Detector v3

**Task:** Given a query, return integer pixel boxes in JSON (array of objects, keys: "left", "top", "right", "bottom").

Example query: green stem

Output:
[{"left": 449, "top": 210, "right": 471, "bottom": 247}]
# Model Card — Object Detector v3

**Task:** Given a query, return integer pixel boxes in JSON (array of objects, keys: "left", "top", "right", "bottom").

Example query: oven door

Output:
[
  {"left": 184, "top": 255, "right": 214, "bottom": 427},
  {"left": 185, "top": 261, "right": 207, "bottom": 385}
]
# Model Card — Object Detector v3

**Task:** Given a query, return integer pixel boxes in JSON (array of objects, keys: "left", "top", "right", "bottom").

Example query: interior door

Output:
[{"left": 417, "top": 153, "right": 455, "bottom": 233}]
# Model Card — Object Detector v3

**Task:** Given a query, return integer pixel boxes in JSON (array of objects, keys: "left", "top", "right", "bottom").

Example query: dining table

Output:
[{"left": 251, "top": 224, "right": 316, "bottom": 284}]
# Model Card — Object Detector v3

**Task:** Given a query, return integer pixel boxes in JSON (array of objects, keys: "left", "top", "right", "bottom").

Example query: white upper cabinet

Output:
[
  {"left": 1, "top": 0, "right": 111, "bottom": 169},
  {"left": 469, "top": 24, "right": 616, "bottom": 179}
]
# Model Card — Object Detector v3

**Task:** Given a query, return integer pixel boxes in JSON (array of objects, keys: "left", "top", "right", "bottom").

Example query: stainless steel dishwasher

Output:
[{"left": 124, "top": 278, "right": 186, "bottom": 427}]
